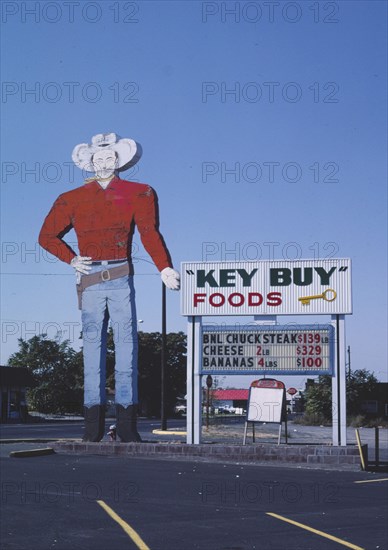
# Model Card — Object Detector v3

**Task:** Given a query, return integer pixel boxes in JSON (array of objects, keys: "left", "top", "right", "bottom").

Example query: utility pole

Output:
[
  {"left": 161, "top": 283, "right": 167, "bottom": 431},
  {"left": 346, "top": 345, "right": 351, "bottom": 381}
]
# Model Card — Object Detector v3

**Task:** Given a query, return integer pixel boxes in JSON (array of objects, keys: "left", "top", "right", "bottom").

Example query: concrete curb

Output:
[
  {"left": 53, "top": 441, "right": 364, "bottom": 470},
  {"left": 9, "top": 447, "right": 56, "bottom": 458},
  {"left": 1, "top": 438, "right": 78, "bottom": 444},
  {"left": 152, "top": 430, "right": 186, "bottom": 436}
]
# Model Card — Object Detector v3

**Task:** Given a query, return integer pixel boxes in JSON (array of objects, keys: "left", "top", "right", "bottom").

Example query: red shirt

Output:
[{"left": 38, "top": 177, "right": 172, "bottom": 271}]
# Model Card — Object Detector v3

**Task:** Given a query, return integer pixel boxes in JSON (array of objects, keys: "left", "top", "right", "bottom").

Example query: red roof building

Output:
[{"left": 211, "top": 389, "right": 249, "bottom": 401}]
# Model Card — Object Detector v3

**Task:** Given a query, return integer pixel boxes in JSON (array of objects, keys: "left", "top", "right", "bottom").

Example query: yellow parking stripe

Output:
[
  {"left": 97, "top": 500, "right": 151, "bottom": 550},
  {"left": 266, "top": 512, "right": 364, "bottom": 550},
  {"left": 152, "top": 429, "right": 186, "bottom": 436},
  {"left": 354, "top": 478, "right": 388, "bottom": 484}
]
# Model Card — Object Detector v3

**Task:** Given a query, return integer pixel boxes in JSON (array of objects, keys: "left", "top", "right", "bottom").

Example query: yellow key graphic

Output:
[{"left": 298, "top": 288, "right": 337, "bottom": 306}]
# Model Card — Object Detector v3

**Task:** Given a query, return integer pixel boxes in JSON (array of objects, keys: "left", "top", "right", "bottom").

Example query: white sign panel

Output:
[
  {"left": 181, "top": 259, "right": 352, "bottom": 316},
  {"left": 247, "top": 387, "right": 285, "bottom": 423},
  {"left": 202, "top": 325, "right": 334, "bottom": 375}
]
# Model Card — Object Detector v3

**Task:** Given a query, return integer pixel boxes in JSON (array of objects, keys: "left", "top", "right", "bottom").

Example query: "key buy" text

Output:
[{"left": 196, "top": 266, "right": 337, "bottom": 288}]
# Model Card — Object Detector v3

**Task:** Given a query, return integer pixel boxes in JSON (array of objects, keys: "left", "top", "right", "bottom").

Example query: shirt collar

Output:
[{"left": 85, "top": 175, "right": 121, "bottom": 190}]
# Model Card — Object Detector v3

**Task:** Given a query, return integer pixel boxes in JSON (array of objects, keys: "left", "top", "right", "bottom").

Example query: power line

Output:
[{"left": 1, "top": 272, "right": 159, "bottom": 276}]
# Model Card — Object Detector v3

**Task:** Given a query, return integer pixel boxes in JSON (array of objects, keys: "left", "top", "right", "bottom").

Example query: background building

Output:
[{"left": 0, "top": 366, "right": 36, "bottom": 422}]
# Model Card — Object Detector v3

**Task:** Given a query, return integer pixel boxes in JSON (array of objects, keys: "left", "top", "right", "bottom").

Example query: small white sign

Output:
[{"left": 247, "top": 387, "right": 285, "bottom": 423}]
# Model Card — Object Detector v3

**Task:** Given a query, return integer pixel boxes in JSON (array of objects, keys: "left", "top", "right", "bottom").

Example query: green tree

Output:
[
  {"left": 8, "top": 335, "right": 83, "bottom": 414},
  {"left": 303, "top": 369, "right": 379, "bottom": 424},
  {"left": 137, "top": 331, "right": 187, "bottom": 417},
  {"left": 8, "top": 330, "right": 187, "bottom": 417},
  {"left": 346, "top": 369, "right": 378, "bottom": 416},
  {"left": 103, "top": 330, "right": 187, "bottom": 413},
  {"left": 91, "top": 328, "right": 187, "bottom": 416},
  {"left": 304, "top": 375, "right": 332, "bottom": 423}
]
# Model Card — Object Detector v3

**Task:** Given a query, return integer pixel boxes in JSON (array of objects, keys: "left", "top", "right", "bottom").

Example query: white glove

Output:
[
  {"left": 161, "top": 267, "right": 180, "bottom": 290},
  {"left": 70, "top": 256, "right": 92, "bottom": 275}
]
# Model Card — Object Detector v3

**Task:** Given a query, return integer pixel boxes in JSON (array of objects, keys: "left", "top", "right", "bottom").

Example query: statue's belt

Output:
[{"left": 76, "top": 263, "right": 130, "bottom": 309}]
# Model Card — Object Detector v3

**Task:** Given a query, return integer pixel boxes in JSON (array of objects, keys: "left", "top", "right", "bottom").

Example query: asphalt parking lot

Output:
[{"left": 1, "top": 448, "right": 387, "bottom": 550}]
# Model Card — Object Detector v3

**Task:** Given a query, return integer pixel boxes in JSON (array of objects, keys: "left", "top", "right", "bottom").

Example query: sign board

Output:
[
  {"left": 287, "top": 387, "right": 298, "bottom": 396},
  {"left": 181, "top": 259, "right": 352, "bottom": 316},
  {"left": 252, "top": 379, "right": 285, "bottom": 389},
  {"left": 247, "top": 386, "right": 285, "bottom": 423},
  {"left": 185, "top": 258, "right": 349, "bottom": 447},
  {"left": 201, "top": 324, "right": 334, "bottom": 375}
]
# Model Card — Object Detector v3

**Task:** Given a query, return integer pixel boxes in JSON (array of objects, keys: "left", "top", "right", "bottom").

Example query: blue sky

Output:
[{"left": 1, "top": 0, "right": 387, "bottom": 389}]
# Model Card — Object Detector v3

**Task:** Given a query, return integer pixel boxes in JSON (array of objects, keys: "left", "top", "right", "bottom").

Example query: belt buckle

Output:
[{"left": 101, "top": 269, "right": 111, "bottom": 282}]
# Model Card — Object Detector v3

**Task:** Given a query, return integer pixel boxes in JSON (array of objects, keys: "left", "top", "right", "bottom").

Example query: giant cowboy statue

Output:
[{"left": 39, "top": 133, "right": 180, "bottom": 442}]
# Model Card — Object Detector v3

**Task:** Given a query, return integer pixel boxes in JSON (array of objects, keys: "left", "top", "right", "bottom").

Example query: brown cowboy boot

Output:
[
  {"left": 82, "top": 405, "right": 105, "bottom": 442},
  {"left": 116, "top": 404, "right": 142, "bottom": 442}
]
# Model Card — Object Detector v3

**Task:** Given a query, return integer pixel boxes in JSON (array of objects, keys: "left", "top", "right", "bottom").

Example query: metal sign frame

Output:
[
  {"left": 243, "top": 381, "right": 288, "bottom": 445},
  {"left": 184, "top": 259, "right": 350, "bottom": 448},
  {"left": 201, "top": 324, "right": 335, "bottom": 376}
]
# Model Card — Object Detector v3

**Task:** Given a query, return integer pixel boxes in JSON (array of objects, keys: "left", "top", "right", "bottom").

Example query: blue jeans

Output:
[{"left": 81, "top": 262, "right": 138, "bottom": 408}]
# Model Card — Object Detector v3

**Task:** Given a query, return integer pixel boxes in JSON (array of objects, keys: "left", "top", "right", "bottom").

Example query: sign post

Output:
[
  {"left": 287, "top": 387, "right": 298, "bottom": 413},
  {"left": 205, "top": 375, "right": 213, "bottom": 429},
  {"left": 331, "top": 314, "right": 347, "bottom": 446},
  {"left": 182, "top": 259, "right": 352, "bottom": 446},
  {"left": 186, "top": 316, "right": 202, "bottom": 444}
]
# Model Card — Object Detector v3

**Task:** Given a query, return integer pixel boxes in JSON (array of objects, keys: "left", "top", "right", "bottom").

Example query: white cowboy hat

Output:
[{"left": 72, "top": 133, "right": 142, "bottom": 172}]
